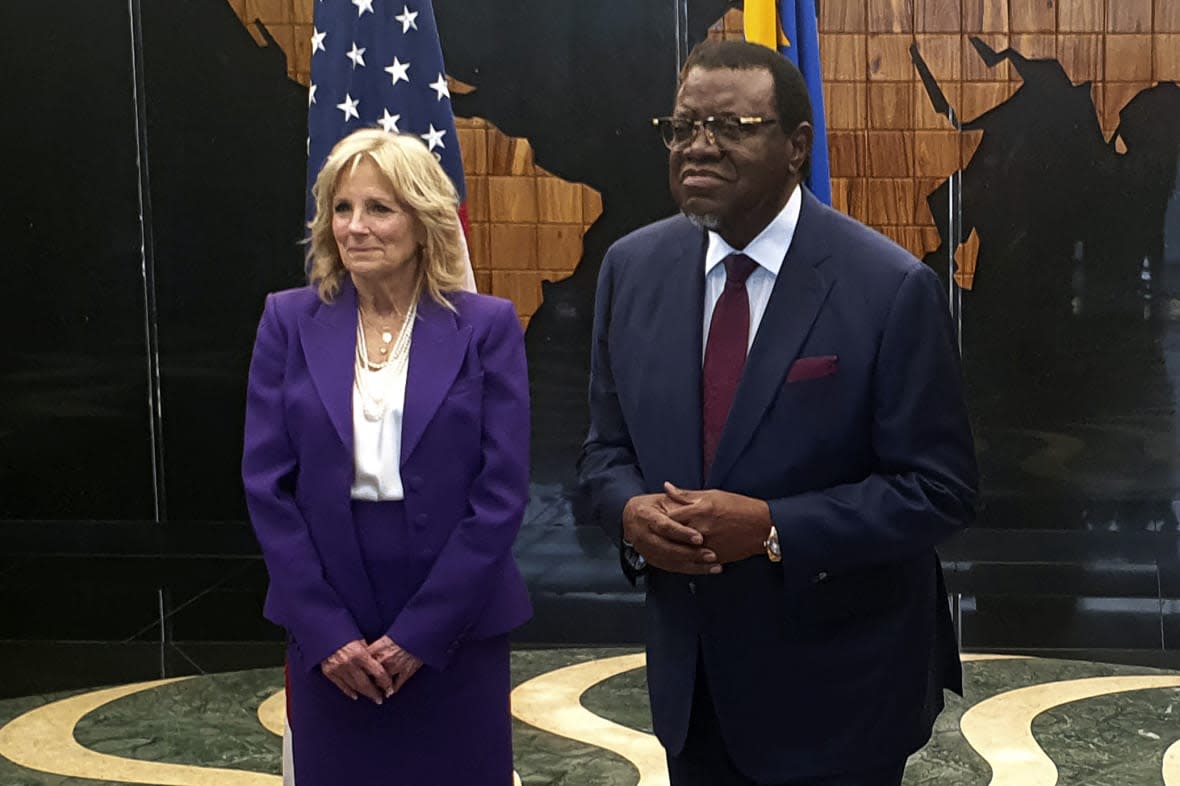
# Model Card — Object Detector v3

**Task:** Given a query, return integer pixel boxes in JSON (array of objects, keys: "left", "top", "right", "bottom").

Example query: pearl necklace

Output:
[{"left": 355, "top": 300, "right": 416, "bottom": 422}]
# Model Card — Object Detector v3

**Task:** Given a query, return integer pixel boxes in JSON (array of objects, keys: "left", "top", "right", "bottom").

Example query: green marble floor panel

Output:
[
  {"left": 3, "top": 650, "right": 1180, "bottom": 785},
  {"left": 1034, "top": 685, "right": 1180, "bottom": 785},
  {"left": 74, "top": 670, "right": 281, "bottom": 776}
]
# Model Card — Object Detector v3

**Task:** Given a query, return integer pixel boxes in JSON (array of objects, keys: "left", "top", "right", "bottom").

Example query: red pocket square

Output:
[{"left": 786, "top": 355, "right": 839, "bottom": 383}]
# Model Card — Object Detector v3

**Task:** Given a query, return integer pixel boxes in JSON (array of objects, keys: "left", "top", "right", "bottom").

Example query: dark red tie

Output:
[{"left": 703, "top": 253, "right": 758, "bottom": 476}]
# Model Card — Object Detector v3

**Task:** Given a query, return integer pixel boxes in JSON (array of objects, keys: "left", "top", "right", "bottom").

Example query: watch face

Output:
[
  {"left": 624, "top": 543, "right": 647, "bottom": 570},
  {"left": 766, "top": 527, "right": 781, "bottom": 561}
]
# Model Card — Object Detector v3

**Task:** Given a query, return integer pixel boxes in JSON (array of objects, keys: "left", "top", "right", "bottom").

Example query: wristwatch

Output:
[
  {"left": 763, "top": 525, "right": 781, "bottom": 562},
  {"left": 622, "top": 538, "right": 648, "bottom": 572}
]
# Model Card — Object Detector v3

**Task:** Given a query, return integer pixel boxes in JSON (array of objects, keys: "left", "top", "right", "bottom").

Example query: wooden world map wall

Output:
[{"left": 226, "top": 0, "right": 1180, "bottom": 317}]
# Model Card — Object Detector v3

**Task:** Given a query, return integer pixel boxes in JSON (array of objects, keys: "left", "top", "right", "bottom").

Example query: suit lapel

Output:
[
  {"left": 665, "top": 226, "right": 707, "bottom": 486},
  {"left": 651, "top": 225, "right": 708, "bottom": 488},
  {"left": 299, "top": 280, "right": 358, "bottom": 452},
  {"left": 707, "top": 192, "right": 836, "bottom": 487},
  {"left": 401, "top": 294, "right": 471, "bottom": 466}
]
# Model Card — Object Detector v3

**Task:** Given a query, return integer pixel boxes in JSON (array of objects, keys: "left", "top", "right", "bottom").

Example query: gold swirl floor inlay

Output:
[
  {"left": 510, "top": 652, "right": 667, "bottom": 785},
  {"left": 0, "top": 652, "right": 1178, "bottom": 786},
  {"left": 0, "top": 677, "right": 281, "bottom": 785},
  {"left": 958, "top": 674, "right": 1180, "bottom": 786},
  {"left": 257, "top": 688, "right": 286, "bottom": 737}
]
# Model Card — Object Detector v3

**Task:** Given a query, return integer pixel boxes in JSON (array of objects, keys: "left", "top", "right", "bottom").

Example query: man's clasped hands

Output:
[{"left": 622, "top": 481, "right": 773, "bottom": 575}]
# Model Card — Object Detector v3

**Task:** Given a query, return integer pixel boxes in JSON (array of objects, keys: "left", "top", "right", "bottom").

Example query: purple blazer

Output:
[{"left": 242, "top": 281, "right": 532, "bottom": 672}]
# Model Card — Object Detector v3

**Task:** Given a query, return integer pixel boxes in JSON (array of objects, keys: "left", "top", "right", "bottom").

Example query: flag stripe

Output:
[
  {"left": 744, "top": 1, "right": 832, "bottom": 205},
  {"left": 743, "top": 0, "right": 780, "bottom": 50}
]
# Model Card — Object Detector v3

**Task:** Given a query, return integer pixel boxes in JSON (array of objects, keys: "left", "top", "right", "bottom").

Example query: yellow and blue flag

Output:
[{"left": 744, "top": 0, "right": 831, "bottom": 205}]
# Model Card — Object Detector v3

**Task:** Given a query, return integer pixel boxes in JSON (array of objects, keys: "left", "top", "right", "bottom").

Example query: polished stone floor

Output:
[{"left": 2, "top": 649, "right": 1180, "bottom": 785}]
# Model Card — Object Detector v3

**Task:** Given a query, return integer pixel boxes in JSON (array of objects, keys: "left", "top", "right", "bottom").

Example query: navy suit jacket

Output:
[
  {"left": 580, "top": 189, "right": 978, "bottom": 781},
  {"left": 242, "top": 282, "right": 532, "bottom": 674}
]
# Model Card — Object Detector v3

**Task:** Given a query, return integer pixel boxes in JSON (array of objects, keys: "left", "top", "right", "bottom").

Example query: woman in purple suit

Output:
[{"left": 242, "top": 128, "right": 531, "bottom": 785}]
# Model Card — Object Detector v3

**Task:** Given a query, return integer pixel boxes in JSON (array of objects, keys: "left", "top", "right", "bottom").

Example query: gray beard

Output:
[{"left": 682, "top": 210, "right": 721, "bottom": 231}]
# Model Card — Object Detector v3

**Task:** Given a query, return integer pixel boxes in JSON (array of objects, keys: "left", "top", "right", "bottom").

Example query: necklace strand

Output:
[
  {"left": 359, "top": 304, "right": 404, "bottom": 357},
  {"left": 355, "top": 300, "right": 415, "bottom": 421}
]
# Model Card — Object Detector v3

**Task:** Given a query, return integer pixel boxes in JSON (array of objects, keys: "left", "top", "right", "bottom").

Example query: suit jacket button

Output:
[
  {"left": 814, "top": 571, "right": 828, "bottom": 582},
  {"left": 688, "top": 578, "right": 697, "bottom": 595},
  {"left": 415, "top": 513, "right": 428, "bottom": 526}
]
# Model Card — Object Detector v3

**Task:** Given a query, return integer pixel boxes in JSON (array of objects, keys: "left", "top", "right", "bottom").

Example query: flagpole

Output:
[
  {"left": 674, "top": 0, "right": 690, "bottom": 72},
  {"left": 127, "top": 0, "right": 168, "bottom": 525}
]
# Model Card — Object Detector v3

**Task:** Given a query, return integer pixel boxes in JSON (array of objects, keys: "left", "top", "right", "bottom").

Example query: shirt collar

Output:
[{"left": 704, "top": 184, "right": 802, "bottom": 278}]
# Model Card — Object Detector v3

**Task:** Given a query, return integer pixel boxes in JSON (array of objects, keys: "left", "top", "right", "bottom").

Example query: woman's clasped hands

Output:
[{"left": 321, "top": 636, "right": 423, "bottom": 704}]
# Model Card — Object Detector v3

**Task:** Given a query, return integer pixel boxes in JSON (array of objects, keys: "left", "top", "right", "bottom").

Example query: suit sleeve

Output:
[
  {"left": 242, "top": 294, "right": 363, "bottom": 669},
  {"left": 577, "top": 247, "right": 648, "bottom": 581},
  {"left": 387, "top": 300, "right": 530, "bottom": 668},
  {"left": 768, "top": 263, "right": 978, "bottom": 580}
]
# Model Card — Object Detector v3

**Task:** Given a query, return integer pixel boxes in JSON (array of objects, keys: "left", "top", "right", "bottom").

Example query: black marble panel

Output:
[
  {"left": 1156, "top": 599, "right": 1180, "bottom": 651},
  {"left": 163, "top": 583, "right": 278, "bottom": 643},
  {"left": 1153, "top": 537, "right": 1180, "bottom": 598},
  {"left": 0, "top": 3, "right": 154, "bottom": 520},
  {"left": 0, "top": 520, "right": 259, "bottom": 558},
  {"left": 170, "top": 641, "right": 286, "bottom": 674},
  {"left": 941, "top": 529, "right": 1165, "bottom": 599},
  {"left": 0, "top": 580, "right": 160, "bottom": 642},
  {"left": 0, "top": 641, "right": 285, "bottom": 699},
  {"left": 138, "top": 0, "right": 308, "bottom": 522},
  {"left": 962, "top": 595, "right": 1164, "bottom": 650}
]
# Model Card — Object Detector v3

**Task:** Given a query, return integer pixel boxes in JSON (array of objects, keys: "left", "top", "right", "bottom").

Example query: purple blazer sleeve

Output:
[
  {"left": 387, "top": 299, "right": 530, "bottom": 669},
  {"left": 242, "top": 293, "right": 363, "bottom": 669}
]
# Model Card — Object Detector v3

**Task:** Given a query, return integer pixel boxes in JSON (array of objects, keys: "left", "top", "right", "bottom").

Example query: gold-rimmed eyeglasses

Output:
[{"left": 651, "top": 115, "right": 778, "bottom": 150}]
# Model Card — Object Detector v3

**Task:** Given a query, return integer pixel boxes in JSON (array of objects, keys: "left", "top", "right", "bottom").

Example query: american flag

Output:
[{"left": 306, "top": 0, "right": 468, "bottom": 228}]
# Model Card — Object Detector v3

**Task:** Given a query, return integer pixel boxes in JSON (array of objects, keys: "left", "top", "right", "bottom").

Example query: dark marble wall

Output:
[
  {"left": 0, "top": 0, "right": 310, "bottom": 659},
  {"left": 3, "top": 0, "right": 1180, "bottom": 691}
]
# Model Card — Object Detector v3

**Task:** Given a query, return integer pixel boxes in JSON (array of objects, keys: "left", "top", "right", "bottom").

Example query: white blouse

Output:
[{"left": 349, "top": 357, "right": 409, "bottom": 501}]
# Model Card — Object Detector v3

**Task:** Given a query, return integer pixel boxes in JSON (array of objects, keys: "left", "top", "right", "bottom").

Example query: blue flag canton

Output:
[{"left": 307, "top": 0, "right": 466, "bottom": 203}]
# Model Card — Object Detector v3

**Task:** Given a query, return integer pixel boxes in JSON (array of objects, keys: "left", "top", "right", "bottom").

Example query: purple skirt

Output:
[{"left": 287, "top": 500, "right": 514, "bottom": 785}]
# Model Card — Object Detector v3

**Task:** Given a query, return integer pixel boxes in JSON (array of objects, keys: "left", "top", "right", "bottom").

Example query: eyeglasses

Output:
[{"left": 651, "top": 115, "right": 778, "bottom": 150}]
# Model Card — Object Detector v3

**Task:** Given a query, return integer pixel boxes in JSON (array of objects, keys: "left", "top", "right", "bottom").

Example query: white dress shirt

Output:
[
  {"left": 350, "top": 356, "right": 409, "bottom": 501},
  {"left": 702, "top": 184, "right": 802, "bottom": 358}
]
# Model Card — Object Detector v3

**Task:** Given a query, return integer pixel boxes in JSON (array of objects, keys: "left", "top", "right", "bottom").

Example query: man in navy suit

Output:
[{"left": 579, "top": 40, "right": 978, "bottom": 786}]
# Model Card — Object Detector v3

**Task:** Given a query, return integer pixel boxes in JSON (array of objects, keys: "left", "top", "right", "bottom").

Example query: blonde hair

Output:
[{"left": 306, "top": 129, "right": 467, "bottom": 307}]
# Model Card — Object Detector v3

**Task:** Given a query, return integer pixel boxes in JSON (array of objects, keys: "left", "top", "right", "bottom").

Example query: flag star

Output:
[
  {"left": 429, "top": 73, "right": 450, "bottom": 101},
  {"left": 337, "top": 93, "right": 360, "bottom": 121},
  {"left": 308, "top": 83, "right": 317, "bottom": 106},
  {"left": 346, "top": 42, "right": 366, "bottom": 68},
  {"left": 310, "top": 28, "right": 327, "bottom": 54},
  {"left": 395, "top": 5, "right": 419, "bottom": 33},
  {"left": 421, "top": 124, "right": 446, "bottom": 150},
  {"left": 384, "top": 57, "right": 410, "bottom": 86},
  {"left": 379, "top": 109, "right": 401, "bottom": 133},
  {"left": 352, "top": 0, "right": 374, "bottom": 16}
]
